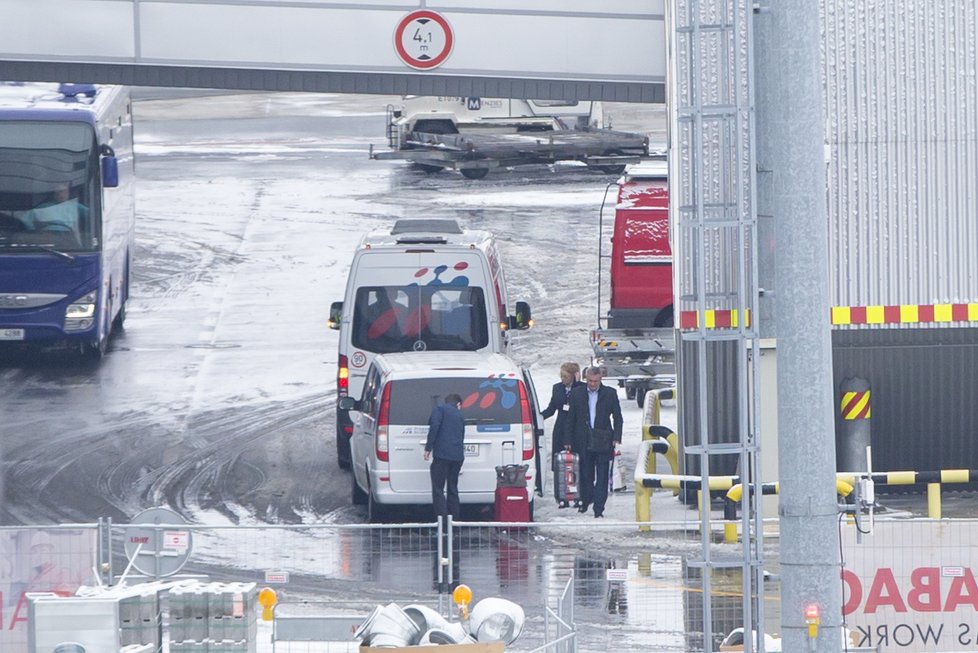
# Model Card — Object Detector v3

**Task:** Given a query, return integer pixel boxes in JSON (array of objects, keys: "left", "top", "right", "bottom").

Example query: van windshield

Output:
[
  {"left": 352, "top": 285, "right": 489, "bottom": 353},
  {"left": 389, "top": 377, "right": 523, "bottom": 426}
]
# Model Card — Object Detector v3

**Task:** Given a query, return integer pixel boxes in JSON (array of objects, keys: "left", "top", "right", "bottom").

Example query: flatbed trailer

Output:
[
  {"left": 370, "top": 127, "right": 650, "bottom": 179},
  {"left": 590, "top": 326, "right": 675, "bottom": 407}
]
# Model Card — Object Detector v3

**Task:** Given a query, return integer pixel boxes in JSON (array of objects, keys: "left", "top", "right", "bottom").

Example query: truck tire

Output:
[
  {"left": 597, "top": 164, "right": 627, "bottom": 175},
  {"left": 460, "top": 168, "right": 489, "bottom": 180},
  {"left": 626, "top": 387, "right": 637, "bottom": 400}
]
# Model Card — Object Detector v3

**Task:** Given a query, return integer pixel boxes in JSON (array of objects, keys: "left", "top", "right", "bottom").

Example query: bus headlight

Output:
[{"left": 65, "top": 291, "right": 97, "bottom": 332}]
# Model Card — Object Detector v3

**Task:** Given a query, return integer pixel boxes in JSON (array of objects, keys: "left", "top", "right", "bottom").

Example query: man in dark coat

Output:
[
  {"left": 424, "top": 393, "right": 465, "bottom": 521},
  {"left": 540, "top": 362, "right": 584, "bottom": 507},
  {"left": 568, "top": 367, "right": 623, "bottom": 518}
]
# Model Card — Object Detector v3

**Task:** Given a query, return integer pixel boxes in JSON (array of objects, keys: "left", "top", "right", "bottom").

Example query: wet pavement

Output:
[{"left": 1, "top": 89, "right": 971, "bottom": 652}]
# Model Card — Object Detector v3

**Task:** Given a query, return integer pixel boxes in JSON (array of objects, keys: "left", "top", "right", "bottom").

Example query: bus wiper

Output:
[{"left": 1, "top": 242, "right": 75, "bottom": 262}]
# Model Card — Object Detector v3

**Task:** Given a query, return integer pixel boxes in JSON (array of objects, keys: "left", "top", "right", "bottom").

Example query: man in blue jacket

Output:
[{"left": 424, "top": 393, "right": 466, "bottom": 521}]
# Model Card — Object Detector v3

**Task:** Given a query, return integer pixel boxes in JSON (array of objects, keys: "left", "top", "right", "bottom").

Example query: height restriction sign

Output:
[{"left": 394, "top": 10, "right": 454, "bottom": 70}]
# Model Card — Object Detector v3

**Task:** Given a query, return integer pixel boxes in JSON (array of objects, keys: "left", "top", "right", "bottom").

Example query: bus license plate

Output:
[
  {"left": 464, "top": 444, "right": 479, "bottom": 457},
  {"left": 0, "top": 329, "right": 24, "bottom": 341}
]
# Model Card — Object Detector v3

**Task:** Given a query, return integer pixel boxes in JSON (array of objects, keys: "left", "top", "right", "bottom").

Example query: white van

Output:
[
  {"left": 329, "top": 219, "right": 532, "bottom": 469},
  {"left": 338, "top": 351, "right": 543, "bottom": 522}
]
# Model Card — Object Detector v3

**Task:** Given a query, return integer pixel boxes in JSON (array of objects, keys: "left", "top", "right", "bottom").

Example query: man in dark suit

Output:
[
  {"left": 568, "top": 366, "right": 623, "bottom": 517},
  {"left": 424, "top": 393, "right": 466, "bottom": 521},
  {"left": 540, "top": 362, "right": 584, "bottom": 507}
]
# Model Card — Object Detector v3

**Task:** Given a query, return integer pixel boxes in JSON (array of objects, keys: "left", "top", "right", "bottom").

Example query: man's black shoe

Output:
[
  {"left": 578, "top": 503, "right": 590, "bottom": 513},
  {"left": 594, "top": 512, "right": 604, "bottom": 518},
  {"left": 558, "top": 501, "right": 569, "bottom": 509}
]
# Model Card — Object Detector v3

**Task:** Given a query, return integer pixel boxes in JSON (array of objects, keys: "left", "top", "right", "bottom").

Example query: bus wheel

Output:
[
  {"left": 81, "top": 337, "right": 105, "bottom": 361},
  {"left": 113, "top": 303, "right": 127, "bottom": 331},
  {"left": 460, "top": 168, "right": 489, "bottom": 180}
]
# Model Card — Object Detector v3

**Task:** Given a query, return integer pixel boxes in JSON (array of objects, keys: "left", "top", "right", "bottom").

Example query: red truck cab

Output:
[{"left": 609, "top": 161, "right": 673, "bottom": 328}]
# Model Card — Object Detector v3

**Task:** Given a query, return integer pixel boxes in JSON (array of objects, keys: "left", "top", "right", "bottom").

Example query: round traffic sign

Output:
[
  {"left": 123, "top": 506, "right": 193, "bottom": 578},
  {"left": 394, "top": 10, "right": 454, "bottom": 70}
]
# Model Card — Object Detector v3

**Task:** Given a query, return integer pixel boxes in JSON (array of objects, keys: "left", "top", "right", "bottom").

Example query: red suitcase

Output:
[
  {"left": 554, "top": 451, "right": 580, "bottom": 505},
  {"left": 494, "top": 486, "right": 531, "bottom": 522}
]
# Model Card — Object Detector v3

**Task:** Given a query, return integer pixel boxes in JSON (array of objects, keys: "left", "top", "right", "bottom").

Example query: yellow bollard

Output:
[
  {"left": 927, "top": 482, "right": 942, "bottom": 518},
  {"left": 724, "top": 521, "right": 738, "bottom": 544},
  {"left": 636, "top": 484, "right": 652, "bottom": 532}
]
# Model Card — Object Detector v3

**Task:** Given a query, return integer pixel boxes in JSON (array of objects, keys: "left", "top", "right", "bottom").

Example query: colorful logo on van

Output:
[
  {"left": 461, "top": 373, "right": 518, "bottom": 410},
  {"left": 412, "top": 261, "right": 470, "bottom": 287}
]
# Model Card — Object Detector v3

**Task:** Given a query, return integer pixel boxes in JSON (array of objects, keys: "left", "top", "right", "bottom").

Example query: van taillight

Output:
[
  {"left": 377, "top": 383, "right": 391, "bottom": 462},
  {"left": 337, "top": 354, "right": 349, "bottom": 395},
  {"left": 518, "top": 381, "right": 534, "bottom": 461}
]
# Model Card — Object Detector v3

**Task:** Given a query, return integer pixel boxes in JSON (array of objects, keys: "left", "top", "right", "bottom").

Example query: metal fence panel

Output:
[{"left": 0, "top": 524, "right": 99, "bottom": 653}]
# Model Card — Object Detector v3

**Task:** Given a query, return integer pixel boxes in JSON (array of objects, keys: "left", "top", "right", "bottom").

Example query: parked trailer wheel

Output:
[
  {"left": 460, "top": 168, "right": 489, "bottom": 180},
  {"left": 636, "top": 387, "right": 648, "bottom": 408},
  {"left": 412, "top": 163, "right": 445, "bottom": 174}
]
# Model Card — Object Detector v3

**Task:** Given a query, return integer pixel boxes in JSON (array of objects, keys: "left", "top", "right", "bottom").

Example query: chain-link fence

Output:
[{"left": 14, "top": 516, "right": 975, "bottom": 652}]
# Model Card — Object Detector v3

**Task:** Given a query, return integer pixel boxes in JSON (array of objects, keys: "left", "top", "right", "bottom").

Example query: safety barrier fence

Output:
[{"left": 9, "top": 517, "right": 978, "bottom": 652}]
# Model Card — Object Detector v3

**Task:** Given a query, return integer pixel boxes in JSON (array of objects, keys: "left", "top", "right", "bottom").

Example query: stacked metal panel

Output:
[
  {"left": 169, "top": 582, "right": 257, "bottom": 653},
  {"left": 118, "top": 586, "right": 163, "bottom": 648}
]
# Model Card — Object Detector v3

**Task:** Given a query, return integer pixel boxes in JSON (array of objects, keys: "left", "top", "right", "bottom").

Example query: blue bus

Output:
[{"left": 0, "top": 83, "right": 134, "bottom": 359}]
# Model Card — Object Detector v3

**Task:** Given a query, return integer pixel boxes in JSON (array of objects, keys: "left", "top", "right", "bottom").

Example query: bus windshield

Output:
[
  {"left": 352, "top": 285, "right": 489, "bottom": 353},
  {"left": 0, "top": 121, "right": 100, "bottom": 252}
]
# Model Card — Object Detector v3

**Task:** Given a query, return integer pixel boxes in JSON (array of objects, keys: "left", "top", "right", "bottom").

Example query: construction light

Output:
[
  {"left": 804, "top": 603, "right": 820, "bottom": 639},
  {"left": 259, "top": 587, "right": 278, "bottom": 622}
]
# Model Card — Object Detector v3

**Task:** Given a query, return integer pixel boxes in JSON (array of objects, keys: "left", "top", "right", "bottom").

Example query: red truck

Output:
[
  {"left": 591, "top": 160, "right": 675, "bottom": 407},
  {"left": 607, "top": 160, "right": 673, "bottom": 328}
]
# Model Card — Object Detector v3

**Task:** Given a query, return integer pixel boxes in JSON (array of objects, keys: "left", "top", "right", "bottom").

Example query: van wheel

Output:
[
  {"left": 460, "top": 168, "right": 489, "bottom": 180},
  {"left": 352, "top": 470, "right": 368, "bottom": 506},
  {"left": 368, "top": 493, "right": 387, "bottom": 523},
  {"left": 336, "top": 415, "right": 352, "bottom": 470}
]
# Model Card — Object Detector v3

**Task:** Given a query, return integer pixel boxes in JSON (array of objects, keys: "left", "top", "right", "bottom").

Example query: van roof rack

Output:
[{"left": 390, "top": 219, "right": 463, "bottom": 235}]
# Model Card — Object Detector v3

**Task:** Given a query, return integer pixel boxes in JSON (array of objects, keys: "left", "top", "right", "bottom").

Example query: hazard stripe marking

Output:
[
  {"left": 841, "top": 390, "right": 871, "bottom": 420},
  {"left": 680, "top": 303, "right": 978, "bottom": 329}
]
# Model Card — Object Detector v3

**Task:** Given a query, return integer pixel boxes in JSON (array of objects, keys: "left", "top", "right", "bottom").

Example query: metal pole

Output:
[{"left": 755, "top": 1, "right": 842, "bottom": 651}]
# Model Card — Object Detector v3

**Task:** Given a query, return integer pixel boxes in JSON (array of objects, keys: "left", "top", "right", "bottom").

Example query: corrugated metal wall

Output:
[
  {"left": 822, "top": 0, "right": 978, "bottom": 317},
  {"left": 833, "top": 328, "right": 978, "bottom": 473}
]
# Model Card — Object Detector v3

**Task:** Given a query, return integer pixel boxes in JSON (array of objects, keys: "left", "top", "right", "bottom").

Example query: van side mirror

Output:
[
  {"left": 100, "top": 145, "right": 119, "bottom": 188},
  {"left": 328, "top": 301, "right": 343, "bottom": 330},
  {"left": 509, "top": 301, "right": 533, "bottom": 330},
  {"left": 338, "top": 396, "right": 359, "bottom": 412}
]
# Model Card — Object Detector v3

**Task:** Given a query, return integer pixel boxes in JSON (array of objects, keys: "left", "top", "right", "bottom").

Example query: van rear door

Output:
[{"left": 385, "top": 376, "right": 525, "bottom": 496}]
